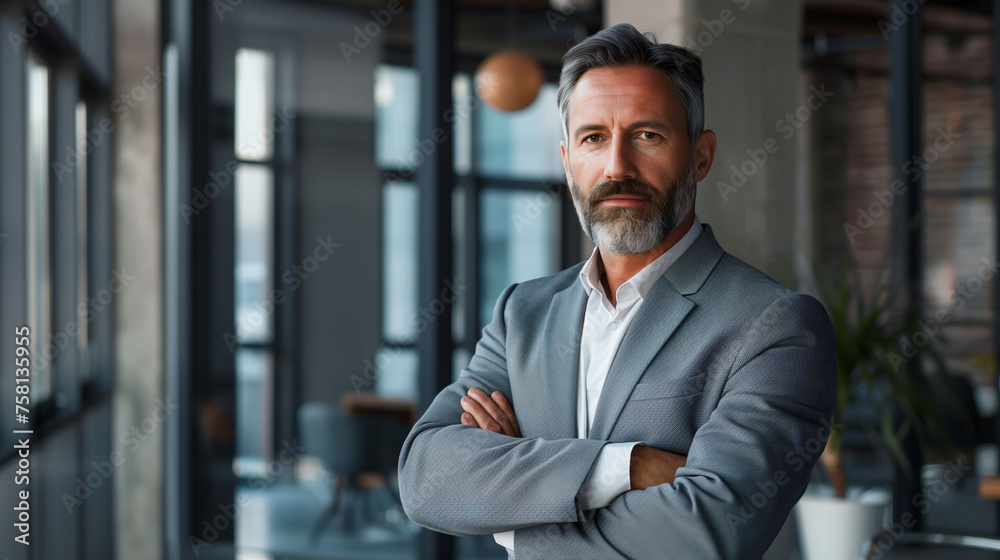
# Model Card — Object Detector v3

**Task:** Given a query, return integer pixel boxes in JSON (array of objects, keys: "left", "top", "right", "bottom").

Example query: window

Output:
[
  {"left": 479, "top": 188, "right": 559, "bottom": 329},
  {"left": 475, "top": 83, "right": 563, "bottom": 180},
  {"left": 373, "top": 63, "right": 564, "bottom": 397},
  {"left": 75, "top": 101, "right": 90, "bottom": 377},
  {"left": 233, "top": 47, "right": 278, "bottom": 475},
  {"left": 235, "top": 49, "right": 276, "bottom": 162},
  {"left": 26, "top": 52, "right": 52, "bottom": 400}
]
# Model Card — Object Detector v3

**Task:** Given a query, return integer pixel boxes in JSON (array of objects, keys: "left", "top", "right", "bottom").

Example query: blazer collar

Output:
[{"left": 661, "top": 223, "right": 725, "bottom": 296}]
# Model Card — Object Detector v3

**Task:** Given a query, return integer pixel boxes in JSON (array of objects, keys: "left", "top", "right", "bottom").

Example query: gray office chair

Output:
[
  {"left": 298, "top": 402, "right": 368, "bottom": 542},
  {"left": 298, "top": 402, "right": 408, "bottom": 544}
]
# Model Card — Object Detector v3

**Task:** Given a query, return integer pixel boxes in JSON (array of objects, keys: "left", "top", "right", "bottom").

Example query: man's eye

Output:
[
  {"left": 584, "top": 134, "right": 602, "bottom": 143},
  {"left": 639, "top": 131, "right": 659, "bottom": 140}
]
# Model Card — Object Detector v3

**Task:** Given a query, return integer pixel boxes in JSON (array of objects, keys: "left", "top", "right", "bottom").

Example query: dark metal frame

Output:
[
  {"left": 993, "top": 0, "right": 1000, "bottom": 537},
  {"left": 887, "top": 0, "right": 926, "bottom": 531},
  {"left": 163, "top": 0, "right": 230, "bottom": 557},
  {"left": 414, "top": 2, "right": 457, "bottom": 559}
]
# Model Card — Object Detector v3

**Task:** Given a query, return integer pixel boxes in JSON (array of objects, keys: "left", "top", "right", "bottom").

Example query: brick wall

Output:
[{"left": 807, "top": 33, "right": 996, "bottom": 386}]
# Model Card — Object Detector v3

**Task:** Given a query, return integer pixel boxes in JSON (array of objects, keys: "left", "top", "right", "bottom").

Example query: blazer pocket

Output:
[{"left": 629, "top": 371, "right": 707, "bottom": 401}]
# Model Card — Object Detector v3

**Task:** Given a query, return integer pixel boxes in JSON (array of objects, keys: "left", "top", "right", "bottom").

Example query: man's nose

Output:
[{"left": 603, "top": 135, "right": 639, "bottom": 180}]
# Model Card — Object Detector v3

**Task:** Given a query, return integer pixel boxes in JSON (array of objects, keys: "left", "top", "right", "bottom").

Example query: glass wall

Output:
[
  {"left": 186, "top": 2, "right": 575, "bottom": 559},
  {"left": 204, "top": 2, "right": 417, "bottom": 558},
  {"left": 0, "top": 1, "right": 115, "bottom": 558}
]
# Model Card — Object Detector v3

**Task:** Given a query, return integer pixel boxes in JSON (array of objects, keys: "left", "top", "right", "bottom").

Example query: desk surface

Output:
[{"left": 341, "top": 393, "right": 417, "bottom": 425}]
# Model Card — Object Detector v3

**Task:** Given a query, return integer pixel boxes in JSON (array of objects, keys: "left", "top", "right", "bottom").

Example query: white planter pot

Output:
[{"left": 794, "top": 495, "right": 886, "bottom": 560}]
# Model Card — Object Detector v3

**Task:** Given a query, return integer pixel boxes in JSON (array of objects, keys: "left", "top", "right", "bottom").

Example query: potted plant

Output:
[{"left": 794, "top": 253, "right": 958, "bottom": 560}]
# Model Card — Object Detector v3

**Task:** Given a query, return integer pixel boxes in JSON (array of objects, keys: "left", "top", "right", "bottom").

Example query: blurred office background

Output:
[{"left": 1, "top": 0, "right": 1000, "bottom": 559}]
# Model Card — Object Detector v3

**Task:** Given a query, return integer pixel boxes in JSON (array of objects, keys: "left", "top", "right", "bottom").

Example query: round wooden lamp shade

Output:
[{"left": 475, "top": 50, "right": 545, "bottom": 112}]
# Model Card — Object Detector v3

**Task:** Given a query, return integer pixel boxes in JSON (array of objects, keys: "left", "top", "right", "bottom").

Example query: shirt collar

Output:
[{"left": 578, "top": 216, "right": 703, "bottom": 302}]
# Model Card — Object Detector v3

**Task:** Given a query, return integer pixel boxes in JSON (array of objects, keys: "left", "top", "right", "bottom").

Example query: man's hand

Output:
[
  {"left": 630, "top": 444, "right": 687, "bottom": 490},
  {"left": 459, "top": 387, "right": 521, "bottom": 437}
]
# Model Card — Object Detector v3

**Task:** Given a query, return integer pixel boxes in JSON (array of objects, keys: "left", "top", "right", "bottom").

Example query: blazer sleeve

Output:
[
  {"left": 397, "top": 283, "right": 608, "bottom": 536},
  {"left": 512, "top": 293, "right": 837, "bottom": 560}
]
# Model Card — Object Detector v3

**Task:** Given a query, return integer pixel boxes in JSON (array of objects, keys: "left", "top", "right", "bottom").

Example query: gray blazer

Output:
[{"left": 398, "top": 225, "right": 836, "bottom": 560}]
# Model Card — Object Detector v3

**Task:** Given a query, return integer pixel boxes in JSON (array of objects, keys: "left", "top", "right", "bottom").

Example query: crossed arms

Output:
[
  {"left": 398, "top": 283, "right": 836, "bottom": 559},
  {"left": 459, "top": 387, "right": 686, "bottom": 491}
]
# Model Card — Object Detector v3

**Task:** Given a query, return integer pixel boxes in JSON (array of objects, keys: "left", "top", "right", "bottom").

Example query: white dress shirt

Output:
[{"left": 494, "top": 217, "right": 704, "bottom": 556}]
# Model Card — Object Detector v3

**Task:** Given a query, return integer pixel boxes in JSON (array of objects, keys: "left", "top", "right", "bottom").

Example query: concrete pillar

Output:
[
  {"left": 605, "top": 0, "right": 807, "bottom": 288},
  {"left": 113, "top": 0, "right": 163, "bottom": 557}
]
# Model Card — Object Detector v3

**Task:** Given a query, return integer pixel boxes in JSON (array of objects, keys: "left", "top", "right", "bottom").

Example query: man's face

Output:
[{"left": 561, "top": 65, "right": 714, "bottom": 255}]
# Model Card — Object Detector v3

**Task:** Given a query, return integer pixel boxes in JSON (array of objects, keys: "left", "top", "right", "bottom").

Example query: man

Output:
[{"left": 398, "top": 23, "right": 835, "bottom": 560}]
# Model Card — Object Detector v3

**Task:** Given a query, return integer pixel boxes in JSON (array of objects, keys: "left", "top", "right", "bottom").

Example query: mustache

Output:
[{"left": 587, "top": 178, "right": 662, "bottom": 204}]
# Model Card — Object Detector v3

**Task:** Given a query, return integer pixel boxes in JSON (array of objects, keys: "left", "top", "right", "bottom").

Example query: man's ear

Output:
[
  {"left": 693, "top": 130, "right": 717, "bottom": 182},
  {"left": 560, "top": 140, "right": 569, "bottom": 182}
]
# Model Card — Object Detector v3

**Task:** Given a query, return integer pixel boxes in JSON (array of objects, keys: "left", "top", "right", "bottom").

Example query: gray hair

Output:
[{"left": 557, "top": 23, "right": 705, "bottom": 143}]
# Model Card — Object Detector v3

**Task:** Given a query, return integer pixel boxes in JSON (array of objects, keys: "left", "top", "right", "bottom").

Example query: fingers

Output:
[
  {"left": 460, "top": 392, "right": 504, "bottom": 434},
  {"left": 468, "top": 387, "right": 518, "bottom": 437},
  {"left": 460, "top": 387, "right": 519, "bottom": 437},
  {"left": 460, "top": 412, "right": 479, "bottom": 427},
  {"left": 490, "top": 390, "right": 521, "bottom": 437}
]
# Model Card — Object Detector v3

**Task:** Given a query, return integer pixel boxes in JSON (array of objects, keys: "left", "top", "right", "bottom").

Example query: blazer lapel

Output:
[
  {"left": 535, "top": 281, "right": 587, "bottom": 439},
  {"left": 587, "top": 281, "right": 694, "bottom": 441},
  {"left": 587, "top": 224, "right": 726, "bottom": 441}
]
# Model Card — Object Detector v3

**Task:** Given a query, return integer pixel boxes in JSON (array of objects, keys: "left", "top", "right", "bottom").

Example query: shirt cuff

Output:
[
  {"left": 577, "top": 441, "right": 639, "bottom": 510},
  {"left": 494, "top": 530, "right": 515, "bottom": 551}
]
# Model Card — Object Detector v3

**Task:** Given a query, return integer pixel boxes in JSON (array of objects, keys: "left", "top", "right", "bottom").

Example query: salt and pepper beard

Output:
[{"left": 568, "top": 157, "right": 697, "bottom": 255}]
